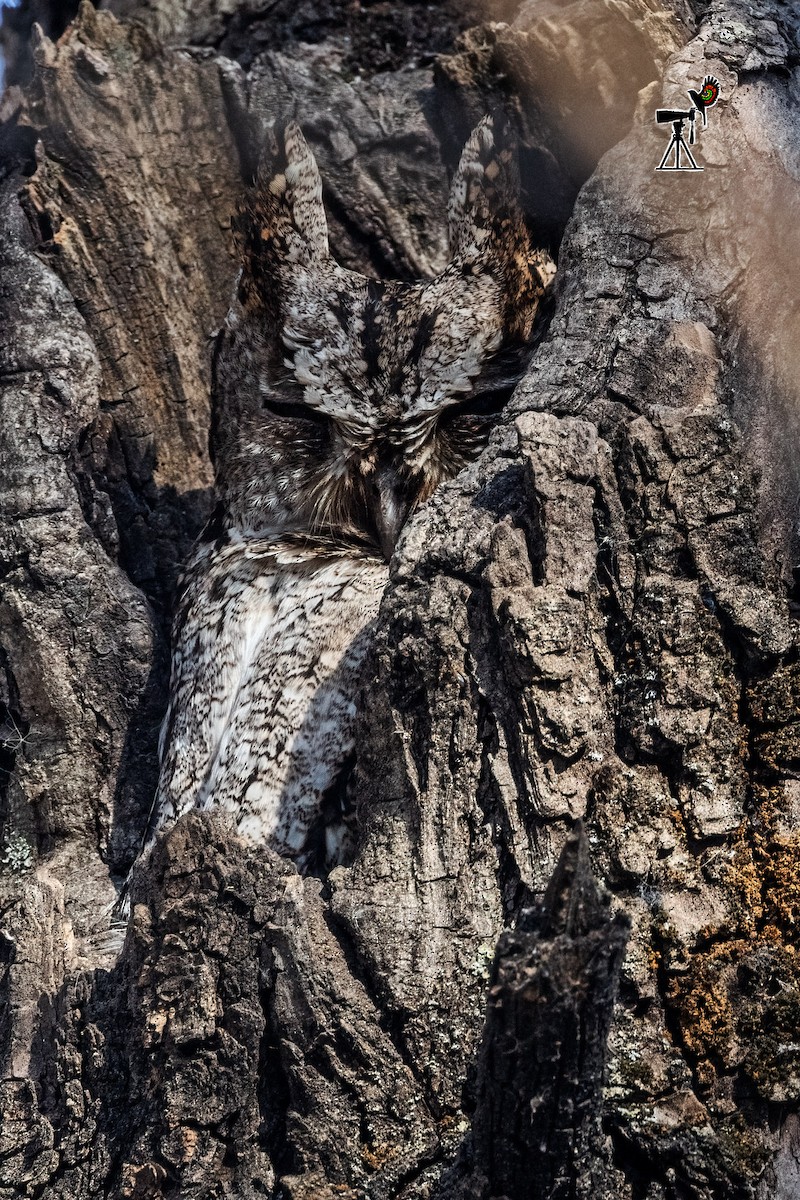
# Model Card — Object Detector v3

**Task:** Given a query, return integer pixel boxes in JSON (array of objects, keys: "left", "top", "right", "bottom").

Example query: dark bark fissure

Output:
[{"left": 440, "top": 826, "right": 630, "bottom": 1200}]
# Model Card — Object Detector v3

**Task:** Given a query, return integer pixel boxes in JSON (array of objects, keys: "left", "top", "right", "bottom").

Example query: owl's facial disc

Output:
[
  {"left": 256, "top": 303, "right": 530, "bottom": 559},
  {"left": 358, "top": 386, "right": 512, "bottom": 557}
]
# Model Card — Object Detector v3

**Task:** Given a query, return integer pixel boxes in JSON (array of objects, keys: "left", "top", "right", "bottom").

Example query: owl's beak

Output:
[{"left": 371, "top": 465, "right": 413, "bottom": 561}]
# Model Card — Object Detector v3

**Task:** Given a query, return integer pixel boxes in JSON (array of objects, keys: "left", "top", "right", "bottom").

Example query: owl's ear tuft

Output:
[
  {"left": 447, "top": 115, "right": 555, "bottom": 342},
  {"left": 234, "top": 121, "right": 329, "bottom": 295},
  {"left": 447, "top": 114, "right": 521, "bottom": 261},
  {"left": 264, "top": 121, "right": 329, "bottom": 260}
]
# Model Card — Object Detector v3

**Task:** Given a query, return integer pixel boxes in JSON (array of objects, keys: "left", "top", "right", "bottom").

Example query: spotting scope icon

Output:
[{"left": 655, "top": 76, "right": 720, "bottom": 171}]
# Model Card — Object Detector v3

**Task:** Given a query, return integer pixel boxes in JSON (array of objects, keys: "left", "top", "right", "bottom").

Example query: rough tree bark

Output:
[{"left": 1, "top": 0, "right": 799, "bottom": 1197}]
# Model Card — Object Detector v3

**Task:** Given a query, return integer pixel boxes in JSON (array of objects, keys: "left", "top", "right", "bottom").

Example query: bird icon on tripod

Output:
[{"left": 655, "top": 76, "right": 720, "bottom": 170}]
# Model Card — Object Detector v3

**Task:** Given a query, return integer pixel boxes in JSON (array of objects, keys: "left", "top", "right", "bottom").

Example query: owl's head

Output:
[{"left": 211, "top": 118, "right": 554, "bottom": 559}]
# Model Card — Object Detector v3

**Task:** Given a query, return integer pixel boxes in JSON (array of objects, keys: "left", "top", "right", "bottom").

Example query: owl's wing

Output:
[
  {"left": 144, "top": 540, "right": 280, "bottom": 848},
  {"left": 222, "top": 555, "right": 385, "bottom": 859}
]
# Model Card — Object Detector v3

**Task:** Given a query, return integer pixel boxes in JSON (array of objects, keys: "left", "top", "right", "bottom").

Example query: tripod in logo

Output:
[{"left": 655, "top": 76, "right": 720, "bottom": 170}]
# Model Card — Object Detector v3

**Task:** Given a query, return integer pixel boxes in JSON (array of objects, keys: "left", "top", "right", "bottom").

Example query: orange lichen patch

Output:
[
  {"left": 752, "top": 726, "right": 800, "bottom": 774},
  {"left": 748, "top": 786, "right": 779, "bottom": 831},
  {"left": 695, "top": 1059, "right": 715, "bottom": 1091},
  {"left": 654, "top": 664, "right": 800, "bottom": 1101},
  {"left": 758, "top": 922, "right": 794, "bottom": 947},
  {"left": 721, "top": 840, "right": 765, "bottom": 934},
  {"left": 667, "top": 926, "right": 800, "bottom": 1099},
  {"left": 667, "top": 778, "right": 800, "bottom": 1073},
  {"left": 361, "top": 1143, "right": 397, "bottom": 1171},
  {"left": 708, "top": 780, "right": 799, "bottom": 940},
  {"left": 760, "top": 835, "right": 800, "bottom": 929},
  {"left": 666, "top": 940, "right": 742, "bottom": 1065}
]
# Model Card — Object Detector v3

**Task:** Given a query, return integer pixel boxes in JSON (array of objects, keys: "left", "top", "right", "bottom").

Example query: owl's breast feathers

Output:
[{"left": 149, "top": 535, "right": 388, "bottom": 869}]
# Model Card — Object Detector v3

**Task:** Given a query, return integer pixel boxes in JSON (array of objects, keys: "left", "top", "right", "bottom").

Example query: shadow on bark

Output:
[{"left": 439, "top": 823, "right": 630, "bottom": 1200}]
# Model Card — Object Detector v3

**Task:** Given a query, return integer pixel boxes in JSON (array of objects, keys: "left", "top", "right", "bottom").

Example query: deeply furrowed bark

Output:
[{"left": 1, "top": 0, "right": 799, "bottom": 1197}]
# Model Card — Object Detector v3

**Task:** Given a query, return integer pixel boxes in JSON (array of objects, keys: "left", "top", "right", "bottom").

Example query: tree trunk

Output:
[{"left": 1, "top": 0, "right": 799, "bottom": 1196}]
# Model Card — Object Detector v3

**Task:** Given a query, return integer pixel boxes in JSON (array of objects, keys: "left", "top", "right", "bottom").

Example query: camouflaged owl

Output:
[{"left": 144, "top": 116, "right": 554, "bottom": 872}]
